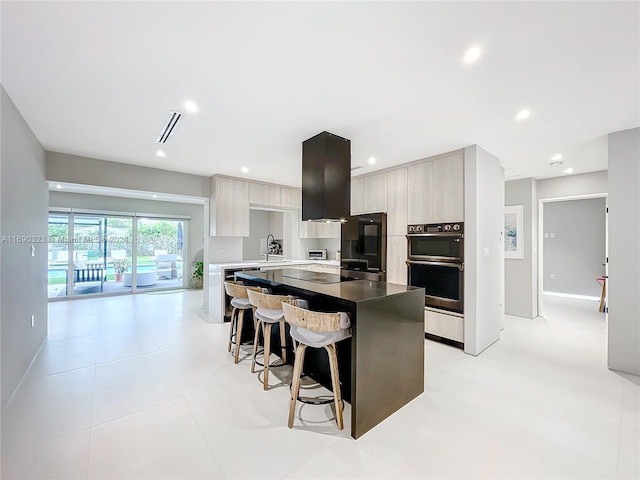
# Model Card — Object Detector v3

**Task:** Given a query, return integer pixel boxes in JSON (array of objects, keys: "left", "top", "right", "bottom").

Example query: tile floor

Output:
[{"left": 1, "top": 291, "right": 638, "bottom": 479}]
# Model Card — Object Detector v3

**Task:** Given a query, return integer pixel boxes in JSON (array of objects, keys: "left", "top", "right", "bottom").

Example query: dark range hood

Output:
[{"left": 302, "top": 131, "right": 351, "bottom": 222}]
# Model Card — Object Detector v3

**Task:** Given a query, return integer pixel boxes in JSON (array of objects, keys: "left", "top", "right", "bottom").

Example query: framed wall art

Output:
[{"left": 504, "top": 205, "right": 524, "bottom": 259}]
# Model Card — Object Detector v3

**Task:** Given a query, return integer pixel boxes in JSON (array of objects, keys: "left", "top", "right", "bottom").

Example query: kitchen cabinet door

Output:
[
  {"left": 351, "top": 177, "right": 364, "bottom": 215},
  {"left": 386, "top": 235, "right": 407, "bottom": 285},
  {"left": 387, "top": 167, "right": 408, "bottom": 236},
  {"left": 211, "top": 177, "right": 250, "bottom": 236},
  {"left": 407, "top": 161, "right": 434, "bottom": 224},
  {"left": 432, "top": 153, "right": 464, "bottom": 223},
  {"left": 280, "top": 187, "right": 302, "bottom": 209},
  {"left": 362, "top": 172, "right": 388, "bottom": 214},
  {"left": 249, "top": 182, "right": 281, "bottom": 208}
]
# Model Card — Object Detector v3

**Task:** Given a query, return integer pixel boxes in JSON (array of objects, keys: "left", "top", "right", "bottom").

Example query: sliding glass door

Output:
[
  {"left": 136, "top": 218, "right": 185, "bottom": 290},
  {"left": 48, "top": 211, "right": 187, "bottom": 299}
]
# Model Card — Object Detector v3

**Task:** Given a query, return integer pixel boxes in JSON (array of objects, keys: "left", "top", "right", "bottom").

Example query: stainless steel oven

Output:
[
  {"left": 407, "top": 222, "right": 463, "bottom": 262},
  {"left": 407, "top": 223, "right": 464, "bottom": 313}
]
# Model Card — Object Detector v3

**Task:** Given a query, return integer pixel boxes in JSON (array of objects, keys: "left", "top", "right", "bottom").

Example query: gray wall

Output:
[
  {"left": 243, "top": 209, "right": 271, "bottom": 260},
  {"left": 49, "top": 191, "right": 205, "bottom": 280},
  {"left": 543, "top": 198, "right": 606, "bottom": 297},
  {"left": 46, "top": 151, "right": 210, "bottom": 198},
  {"left": 1, "top": 86, "right": 49, "bottom": 410},
  {"left": 504, "top": 178, "right": 538, "bottom": 318},
  {"left": 463, "top": 145, "right": 503, "bottom": 355},
  {"left": 538, "top": 170, "right": 607, "bottom": 200},
  {"left": 607, "top": 127, "right": 640, "bottom": 376}
]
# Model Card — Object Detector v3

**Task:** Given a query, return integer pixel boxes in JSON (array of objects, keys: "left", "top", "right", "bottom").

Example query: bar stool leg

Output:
[
  {"left": 326, "top": 344, "right": 344, "bottom": 430},
  {"left": 279, "top": 320, "right": 287, "bottom": 363},
  {"left": 262, "top": 323, "right": 272, "bottom": 390},
  {"left": 251, "top": 320, "right": 262, "bottom": 374},
  {"left": 228, "top": 307, "right": 238, "bottom": 352},
  {"left": 288, "top": 343, "right": 307, "bottom": 428},
  {"left": 233, "top": 309, "right": 245, "bottom": 364}
]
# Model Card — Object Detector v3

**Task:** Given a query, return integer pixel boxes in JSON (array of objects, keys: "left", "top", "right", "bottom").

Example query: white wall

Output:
[
  {"left": 543, "top": 198, "right": 606, "bottom": 297},
  {"left": 607, "top": 127, "right": 640, "bottom": 376},
  {"left": 48, "top": 191, "right": 205, "bottom": 279},
  {"left": 1, "top": 86, "right": 49, "bottom": 410},
  {"left": 504, "top": 178, "right": 538, "bottom": 318},
  {"left": 46, "top": 151, "right": 210, "bottom": 198},
  {"left": 463, "top": 145, "right": 503, "bottom": 355},
  {"left": 208, "top": 236, "right": 243, "bottom": 263}
]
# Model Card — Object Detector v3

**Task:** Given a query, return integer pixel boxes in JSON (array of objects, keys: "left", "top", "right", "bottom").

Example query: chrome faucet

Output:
[{"left": 266, "top": 234, "right": 274, "bottom": 262}]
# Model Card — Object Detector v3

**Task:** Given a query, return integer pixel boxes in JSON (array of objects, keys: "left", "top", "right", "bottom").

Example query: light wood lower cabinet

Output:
[
  {"left": 386, "top": 235, "right": 407, "bottom": 285},
  {"left": 424, "top": 308, "right": 464, "bottom": 343}
]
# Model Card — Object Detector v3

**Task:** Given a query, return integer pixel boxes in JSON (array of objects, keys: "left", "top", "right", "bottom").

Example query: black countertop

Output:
[{"left": 236, "top": 268, "right": 421, "bottom": 303}]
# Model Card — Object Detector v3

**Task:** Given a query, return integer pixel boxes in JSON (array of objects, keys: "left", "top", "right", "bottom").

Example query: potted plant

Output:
[
  {"left": 113, "top": 258, "right": 130, "bottom": 282},
  {"left": 191, "top": 261, "right": 203, "bottom": 289}
]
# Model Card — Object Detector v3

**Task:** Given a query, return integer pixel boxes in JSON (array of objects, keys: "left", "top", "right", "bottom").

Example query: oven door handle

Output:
[{"left": 406, "top": 260, "right": 464, "bottom": 271}]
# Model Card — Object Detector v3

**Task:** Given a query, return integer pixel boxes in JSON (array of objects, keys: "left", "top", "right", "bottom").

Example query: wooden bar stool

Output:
[
  {"left": 224, "top": 281, "right": 261, "bottom": 364},
  {"left": 281, "top": 302, "right": 351, "bottom": 430},
  {"left": 246, "top": 290, "right": 297, "bottom": 390}
]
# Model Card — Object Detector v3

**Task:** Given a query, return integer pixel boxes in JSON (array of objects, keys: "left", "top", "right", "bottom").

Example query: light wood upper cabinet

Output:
[
  {"left": 351, "top": 177, "right": 364, "bottom": 215},
  {"left": 432, "top": 153, "right": 464, "bottom": 223},
  {"left": 363, "top": 172, "right": 388, "bottom": 214},
  {"left": 407, "top": 154, "right": 463, "bottom": 225},
  {"left": 249, "top": 182, "right": 281, "bottom": 207},
  {"left": 299, "top": 219, "right": 340, "bottom": 239},
  {"left": 352, "top": 172, "right": 388, "bottom": 215},
  {"left": 280, "top": 187, "right": 302, "bottom": 209},
  {"left": 210, "top": 176, "right": 250, "bottom": 236},
  {"left": 387, "top": 168, "right": 408, "bottom": 236},
  {"left": 407, "top": 161, "right": 434, "bottom": 224}
]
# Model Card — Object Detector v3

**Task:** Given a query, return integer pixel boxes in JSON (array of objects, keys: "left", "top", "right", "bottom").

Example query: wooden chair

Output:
[
  {"left": 224, "top": 281, "right": 261, "bottom": 364},
  {"left": 281, "top": 302, "right": 351, "bottom": 430},
  {"left": 246, "top": 290, "right": 297, "bottom": 390}
]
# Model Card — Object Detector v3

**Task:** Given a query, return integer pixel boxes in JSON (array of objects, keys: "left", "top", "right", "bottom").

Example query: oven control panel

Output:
[{"left": 407, "top": 223, "right": 463, "bottom": 234}]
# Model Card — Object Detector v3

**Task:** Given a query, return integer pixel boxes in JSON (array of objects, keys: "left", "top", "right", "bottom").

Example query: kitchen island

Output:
[{"left": 236, "top": 268, "right": 424, "bottom": 439}]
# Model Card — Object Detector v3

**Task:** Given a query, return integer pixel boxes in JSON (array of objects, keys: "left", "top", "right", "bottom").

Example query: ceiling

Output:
[{"left": 2, "top": 2, "right": 638, "bottom": 188}]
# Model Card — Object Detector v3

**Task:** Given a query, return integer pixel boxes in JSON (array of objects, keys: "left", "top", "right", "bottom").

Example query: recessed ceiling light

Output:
[
  {"left": 551, "top": 153, "right": 563, "bottom": 161},
  {"left": 184, "top": 101, "right": 198, "bottom": 113},
  {"left": 368, "top": 156, "right": 376, "bottom": 165},
  {"left": 550, "top": 161, "right": 563, "bottom": 167},
  {"left": 241, "top": 166, "right": 248, "bottom": 173},
  {"left": 564, "top": 168, "right": 573, "bottom": 174},
  {"left": 516, "top": 109, "right": 531, "bottom": 121},
  {"left": 462, "top": 45, "right": 483, "bottom": 64},
  {"left": 56, "top": 184, "right": 63, "bottom": 189},
  {"left": 152, "top": 194, "right": 158, "bottom": 199},
  {"left": 156, "top": 150, "right": 166, "bottom": 157}
]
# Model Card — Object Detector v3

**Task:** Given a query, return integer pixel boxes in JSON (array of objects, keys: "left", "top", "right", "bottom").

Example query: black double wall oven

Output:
[{"left": 406, "top": 223, "right": 464, "bottom": 313}]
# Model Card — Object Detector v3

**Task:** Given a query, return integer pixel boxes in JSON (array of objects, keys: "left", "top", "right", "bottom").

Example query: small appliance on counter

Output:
[{"left": 308, "top": 249, "right": 328, "bottom": 260}]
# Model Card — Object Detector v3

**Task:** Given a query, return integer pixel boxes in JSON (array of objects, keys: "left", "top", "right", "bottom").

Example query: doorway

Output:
[{"left": 538, "top": 195, "right": 607, "bottom": 316}]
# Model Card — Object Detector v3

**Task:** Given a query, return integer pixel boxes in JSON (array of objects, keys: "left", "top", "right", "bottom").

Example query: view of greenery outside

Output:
[{"left": 48, "top": 217, "right": 183, "bottom": 285}]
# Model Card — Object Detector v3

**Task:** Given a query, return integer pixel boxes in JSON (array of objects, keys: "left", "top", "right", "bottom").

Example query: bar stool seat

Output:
[
  {"left": 282, "top": 302, "right": 351, "bottom": 430},
  {"left": 247, "top": 290, "right": 299, "bottom": 390},
  {"left": 224, "top": 281, "right": 261, "bottom": 364}
]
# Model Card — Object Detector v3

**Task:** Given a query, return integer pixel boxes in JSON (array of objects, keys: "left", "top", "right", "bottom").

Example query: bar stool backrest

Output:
[
  {"left": 247, "top": 289, "right": 297, "bottom": 310},
  {"left": 224, "top": 281, "right": 261, "bottom": 299},
  {"left": 282, "top": 302, "right": 345, "bottom": 333}
]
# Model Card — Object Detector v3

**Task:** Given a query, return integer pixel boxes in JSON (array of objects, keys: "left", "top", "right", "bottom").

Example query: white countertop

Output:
[{"left": 209, "top": 259, "right": 339, "bottom": 269}]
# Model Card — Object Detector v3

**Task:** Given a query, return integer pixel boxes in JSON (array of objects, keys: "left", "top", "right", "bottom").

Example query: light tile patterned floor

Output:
[{"left": 1, "top": 291, "right": 638, "bottom": 479}]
